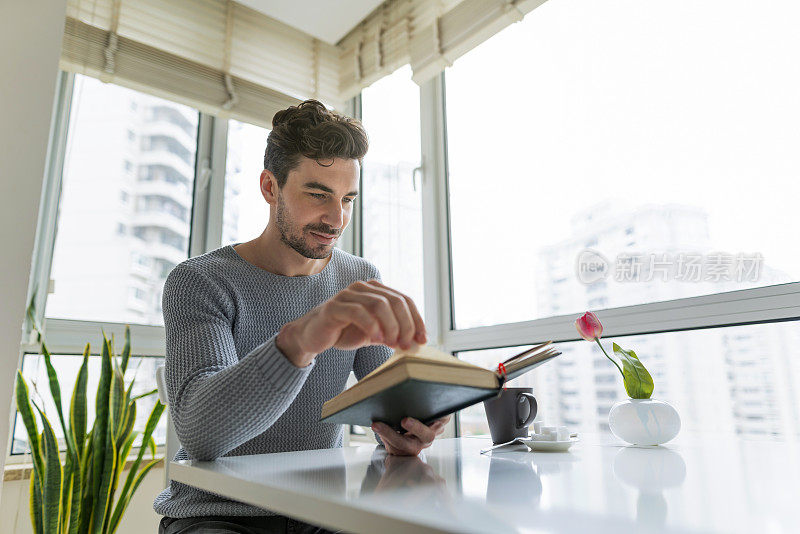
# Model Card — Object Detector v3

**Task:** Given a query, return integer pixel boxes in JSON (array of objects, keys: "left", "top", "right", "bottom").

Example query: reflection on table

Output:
[{"left": 170, "top": 432, "right": 800, "bottom": 534}]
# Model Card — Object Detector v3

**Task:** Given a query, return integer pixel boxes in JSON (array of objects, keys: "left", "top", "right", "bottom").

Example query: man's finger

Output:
[
  {"left": 339, "top": 290, "right": 399, "bottom": 344},
  {"left": 400, "top": 417, "right": 435, "bottom": 444},
  {"left": 351, "top": 282, "right": 416, "bottom": 348},
  {"left": 365, "top": 280, "right": 426, "bottom": 346},
  {"left": 373, "top": 422, "right": 420, "bottom": 453}
]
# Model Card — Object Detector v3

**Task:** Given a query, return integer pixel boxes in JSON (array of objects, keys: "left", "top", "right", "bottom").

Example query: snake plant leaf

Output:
[
  {"left": 15, "top": 371, "right": 45, "bottom": 486},
  {"left": 116, "top": 401, "right": 137, "bottom": 454},
  {"left": 30, "top": 466, "right": 43, "bottom": 534},
  {"left": 120, "top": 325, "right": 131, "bottom": 374},
  {"left": 33, "top": 401, "right": 62, "bottom": 534},
  {"left": 111, "top": 356, "right": 125, "bottom": 439},
  {"left": 98, "top": 416, "right": 119, "bottom": 533},
  {"left": 113, "top": 400, "right": 165, "bottom": 527},
  {"left": 612, "top": 342, "right": 654, "bottom": 399},
  {"left": 41, "top": 341, "right": 78, "bottom": 462},
  {"left": 60, "top": 453, "right": 74, "bottom": 533},
  {"left": 129, "top": 388, "right": 158, "bottom": 403},
  {"left": 67, "top": 447, "right": 83, "bottom": 534},
  {"left": 70, "top": 343, "right": 90, "bottom": 459},
  {"left": 89, "top": 333, "right": 113, "bottom": 533},
  {"left": 78, "top": 429, "right": 94, "bottom": 534},
  {"left": 108, "top": 456, "right": 162, "bottom": 534},
  {"left": 147, "top": 436, "right": 156, "bottom": 460},
  {"left": 119, "top": 431, "right": 140, "bottom": 469}
]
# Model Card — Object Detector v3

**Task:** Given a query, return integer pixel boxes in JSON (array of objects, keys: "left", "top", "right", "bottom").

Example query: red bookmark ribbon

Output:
[{"left": 497, "top": 362, "right": 508, "bottom": 390}]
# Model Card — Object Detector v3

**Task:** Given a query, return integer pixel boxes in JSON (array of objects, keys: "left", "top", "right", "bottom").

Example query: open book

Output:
[{"left": 320, "top": 341, "right": 561, "bottom": 430}]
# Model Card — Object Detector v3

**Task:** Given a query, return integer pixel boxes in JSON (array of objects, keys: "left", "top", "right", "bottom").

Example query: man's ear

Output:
[{"left": 260, "top": 169, "right": 279, "bottom": 205}]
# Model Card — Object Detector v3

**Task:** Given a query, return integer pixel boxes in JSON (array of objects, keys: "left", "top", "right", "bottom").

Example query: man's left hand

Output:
[{"left": 371, "top": 415, "right": 451, "bottom": 456}]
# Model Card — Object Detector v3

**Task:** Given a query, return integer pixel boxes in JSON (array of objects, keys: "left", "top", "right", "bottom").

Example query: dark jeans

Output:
[{"left": 158, "top": 514, "right": 344, "bottom": 534}]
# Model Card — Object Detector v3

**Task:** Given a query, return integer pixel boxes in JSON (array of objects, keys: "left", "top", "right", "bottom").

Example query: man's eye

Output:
[
  {"left": 343, "top": 197, "right": 355, "bottom": 204},
  {"left": 309, "top": 193, "right": 326, "bottom": 199}
]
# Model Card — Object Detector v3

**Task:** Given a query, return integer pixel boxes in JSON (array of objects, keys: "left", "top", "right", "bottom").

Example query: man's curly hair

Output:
[{"left": 264, "top": 99, "right": 369, "bottom": 187}]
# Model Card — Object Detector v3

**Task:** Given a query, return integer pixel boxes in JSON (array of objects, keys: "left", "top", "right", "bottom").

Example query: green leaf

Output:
[
  {"left": 110, "top": 356, "right": 125, "bottom": 439},
  {"left": 129, "top": 388, "right": 158, "bottom": 403},
  {"left": 60, "top": 453, "right": 74, "bottom": 533},
  {"left": 116, "top": 400, "right": 137, "bottom": 454},
  {"left": 89, "top": 333, "right": 113, "bottom": 533},
  {"left": 120, "top": 325, "right": 132, "bottom": 374},
  {"left": 33, "top": 401, "right": 63, "bottom": 534},
  {"left": 78, "top": 431, "right": 94, "bottom": 534},
  {"left": 15, "top": 371, "right": 45, "bottom": 488},
  {"left": 70, "top": 344, "right": 90, "bottom": 459},
  {"left": 30, "top": 465, "right": 43, "bottom": 534},
  {"left": 67, "top": 447, "right": 83, "bottom": 534},
  {"left": 98, "top": 414, "right": 118, "bottom": 533},
  {"left": 118, "top": 431, "right": 140, "bottom": 469},
  {"left": 109, "top": 457, "right": 161, "bottom": 534},
  {"left": 111, "top": 401, "right": 165, "bottom": 530},
  {"left": 41, "top": 340, "right": 78, "bottom": 463},
  {"left": 612, "top": 342, "right": 654, "bottom": 399}
]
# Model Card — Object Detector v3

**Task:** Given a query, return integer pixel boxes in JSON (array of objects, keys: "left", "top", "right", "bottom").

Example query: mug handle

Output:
[{"left": 516, "top": 393, "right": 538, "bottom": 429}]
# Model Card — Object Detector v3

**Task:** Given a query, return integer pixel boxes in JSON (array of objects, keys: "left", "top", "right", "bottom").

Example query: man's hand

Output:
[
  {"left": 276, "top": 279, "right": 426, "bottom": 368},
  {"left": 371, "top": 415, "right": 450, "bottom": 456}
]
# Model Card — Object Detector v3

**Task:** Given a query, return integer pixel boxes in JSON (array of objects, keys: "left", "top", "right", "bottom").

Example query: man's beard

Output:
[{"left": 275, "top": 194, "right": 337, "bottom": 260}]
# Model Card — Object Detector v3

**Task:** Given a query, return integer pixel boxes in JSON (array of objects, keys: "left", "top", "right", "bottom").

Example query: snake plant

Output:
[{"left": 16, "top": 307, "right": 165, "bottom": 534}]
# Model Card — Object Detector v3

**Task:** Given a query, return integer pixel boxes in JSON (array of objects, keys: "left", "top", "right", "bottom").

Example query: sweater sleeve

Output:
[{"left": 163, "top": 263, "right": 315, "bottom": 461}]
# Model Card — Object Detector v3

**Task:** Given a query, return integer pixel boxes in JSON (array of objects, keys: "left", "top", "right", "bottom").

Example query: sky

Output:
[{"left": 442, "top": 0, "right": 800, "bottom": 280}]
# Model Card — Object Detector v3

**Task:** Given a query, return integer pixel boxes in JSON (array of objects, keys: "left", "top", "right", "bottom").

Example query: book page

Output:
[{"left": 359, "top": 344, "right": 484, "bottom": 381}]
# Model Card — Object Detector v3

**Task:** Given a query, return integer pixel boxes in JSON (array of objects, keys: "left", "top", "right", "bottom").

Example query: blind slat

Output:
[{"left": 62, "top": 0, "right": 543, "bottom": 123}]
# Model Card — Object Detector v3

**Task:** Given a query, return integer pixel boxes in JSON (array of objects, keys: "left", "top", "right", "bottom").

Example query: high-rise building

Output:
[{"left": 528, "top": 201, "right": 798, "bottom": 438}]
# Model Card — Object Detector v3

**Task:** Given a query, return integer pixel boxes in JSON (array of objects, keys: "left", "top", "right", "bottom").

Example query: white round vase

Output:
[{"left": 608, "top": 399, "right": 680, "bottom": 446}]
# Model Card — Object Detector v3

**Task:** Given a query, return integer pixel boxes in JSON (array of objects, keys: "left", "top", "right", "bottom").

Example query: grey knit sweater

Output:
[{"left": 153, "top": 244, "right": 392, "bottom": 518}]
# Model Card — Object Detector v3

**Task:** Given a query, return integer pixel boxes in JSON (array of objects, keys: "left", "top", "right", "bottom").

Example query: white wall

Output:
[{"left": 0, "top": 0, "right": 69, "bottom": 492}]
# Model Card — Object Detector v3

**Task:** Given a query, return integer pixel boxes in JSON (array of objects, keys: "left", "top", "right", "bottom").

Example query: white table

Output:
[{"left": 169, "top": 432, "right": 800, "bottom": 533}]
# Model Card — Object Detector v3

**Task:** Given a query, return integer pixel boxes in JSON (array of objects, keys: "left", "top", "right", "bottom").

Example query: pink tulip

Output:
[{"left": 575, "top": 311, "right": 603, "bottom": 341}]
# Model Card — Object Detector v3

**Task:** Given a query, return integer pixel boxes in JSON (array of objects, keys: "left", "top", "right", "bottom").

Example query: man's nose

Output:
[{"left": 322, "top": 201, "right": 345, "bottom": 230}]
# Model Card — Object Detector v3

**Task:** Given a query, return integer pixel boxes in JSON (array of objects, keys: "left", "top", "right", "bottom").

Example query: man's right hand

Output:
[{"left": 275, "top": 279, "right": 426, "bottom": 368}]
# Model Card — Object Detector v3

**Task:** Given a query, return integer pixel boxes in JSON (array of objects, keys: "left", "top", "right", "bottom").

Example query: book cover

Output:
[{"left": 319, "top": 342, "right": 560, "bottom": 431}]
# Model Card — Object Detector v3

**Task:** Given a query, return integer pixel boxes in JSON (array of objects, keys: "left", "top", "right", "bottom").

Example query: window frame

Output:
[
  {"left": 414, "top": 72, "right": 800, "bottom": 436},
  {"left": 10, "top": 72, "right": 212, "bottom": 463},
  {"left": 13, "top": 73, "right": 366, "bottom": 462}
]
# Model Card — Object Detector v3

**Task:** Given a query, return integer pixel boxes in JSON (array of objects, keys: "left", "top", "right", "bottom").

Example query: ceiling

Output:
[{"left": 235, "top": 0, "right": 385, "bottom": 45}]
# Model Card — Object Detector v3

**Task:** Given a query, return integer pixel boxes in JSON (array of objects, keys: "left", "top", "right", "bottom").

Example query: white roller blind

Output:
[
  {"left": 338, "top": 0, "right": 549, "bottom": 98},
  {"left": 61, "top": 0, "right": 549, "bottom": 122},
  {"left": 61, "top": 0, "right": 343, "bottom": 128},
  {"left": 410, "top": 0, "right": 548, "bottom": 84}
]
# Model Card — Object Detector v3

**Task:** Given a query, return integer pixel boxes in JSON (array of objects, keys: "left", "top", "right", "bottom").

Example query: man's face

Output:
[{"left": 271, "top": 157, "right": 359, "bottom": 259}]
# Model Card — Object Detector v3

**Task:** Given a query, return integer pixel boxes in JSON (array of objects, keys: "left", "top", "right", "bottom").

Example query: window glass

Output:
[
  {"left": 445, "top": 0, "right": 800, "bottom": 329},
  {"left": 11, "top": 351, "right": 166, "bottom": 455},
  {"left": 222, "top": 119, "right": 271, "bottom": 246},
  {"left": 361, "top": 66, "right": 425, "bottom": 316},
  {"left": 457, "top": 321, "right": 800, "bottom": 441},
  {"left": 46, "top": 75, "right": 198, "bottom": 326}
]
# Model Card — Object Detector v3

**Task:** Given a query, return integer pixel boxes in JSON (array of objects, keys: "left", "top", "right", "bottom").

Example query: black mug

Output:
[{"left": 483, "top": 387, "right": 537, "bottom": 444}]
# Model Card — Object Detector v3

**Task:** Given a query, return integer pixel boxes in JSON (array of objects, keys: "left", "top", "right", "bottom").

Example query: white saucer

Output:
[{"left": 520, "top": 437, "right": 579, "bottom": 452}]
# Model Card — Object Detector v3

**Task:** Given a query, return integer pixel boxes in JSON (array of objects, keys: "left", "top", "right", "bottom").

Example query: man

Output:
[{"left": 153, "top": 100, "right": 450, "bottom": 533}]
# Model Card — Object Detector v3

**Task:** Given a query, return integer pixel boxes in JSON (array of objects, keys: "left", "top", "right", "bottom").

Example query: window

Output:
[
  {"left": 445, "top": 0, "right": 800, "bottom": 329},
  {"left": 361, "top": 66, "right": 425, "bottom": 316},
  {"left": 45, "top": 74, "right": 198, "bottom": 327},
  {"left": 456, "top": 321, "right": 800, "bottom": 440},
  {"left": 11, "top": 352, "right": 166, "bottom": 455},
  {"left": 222, "top": 119, "right": 270, "bottom": 246}
]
